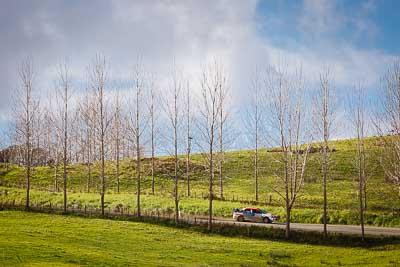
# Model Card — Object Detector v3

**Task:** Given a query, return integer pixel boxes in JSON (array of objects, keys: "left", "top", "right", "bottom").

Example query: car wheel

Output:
[
  {"left": 237, "top": 216, "right": 244, "bottom": 222},
  {"left": 263, "top": 217, "right": 271, "bottom": 223}
]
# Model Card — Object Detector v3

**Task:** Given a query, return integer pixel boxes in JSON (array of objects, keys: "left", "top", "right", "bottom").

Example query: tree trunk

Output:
[
  {"left": 151, "top": 106, "right": 155, "bottom": 195},
  {"left": 363, "top": 183, "right": 367, "bottom": 211},
  {"left": 186, "top": 143, "right": 190, "bottom": 197},
  {"left": 359, "top": 169, "right": 365, "bottom": 241},
  {"left": 116, "top": 154, "right": 120, "bottom": 194},
  {"left": 54, "top": 164, "right": 58, "bottom": 192},
  {"left": 25, "top": 162, "right": 30, "bottom": 210},
  {"left": 174, "top": 131, "right": 179, "bottom": 224},
  {"left": 208, "top": 133, "right": 214, "bottom": 231},
  {"left": 219, "top": 106, "right": 223, "bottom": 199},
  {"left": 322, "top": 143, "right": 328, "bottom": 238},
  {"left": 284, "top": 147, "right": 290, "bottom": 239},
  {"left": 136, "top": 146, "right": 141, "bottom": 218},
  {"left": 136, "top": 90, "right": 141, "bottom": 218},
  {"left": 174, "top": 86, "right": 179, "bottom": 224},
  {"left": 100, "top": 117, "right": 105, "bottom": 216},
  {"left": 359, "top": 132, "right": 366, "bottom": 241},
  {"left": 285, "top": 203, "right": 291, "bottom": 239},
  {"left": 25, "top": 84, "right": 31, "bottom": 210},
  {"left": 254, "top": 117, "right": 259, "bottom": 202},
  {"left": 86, "top": 128, "right": 91, "bottom": 193},
  {"left": 186, "top": 87, "right": 191, "bottom": 197},
  {"left": 63, "top": 114, "right": 68, "bottom": 214},
  {"left": 87, "top": 160, "right": 91, "bottom": 193},
  {"left": 116, "top": 129, "right": 120, "bottom": 194}
]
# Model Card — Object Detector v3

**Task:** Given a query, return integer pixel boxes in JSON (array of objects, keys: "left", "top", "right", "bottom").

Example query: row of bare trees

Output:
[
  {"left": 6, "top": 56, "right": 400, "bottom": 238},
  {"left": 8, "top": 57, "right": 228, "bottom": 228},
  {"left": 244, "top": 62, "right": 399, "bottom": 239}
]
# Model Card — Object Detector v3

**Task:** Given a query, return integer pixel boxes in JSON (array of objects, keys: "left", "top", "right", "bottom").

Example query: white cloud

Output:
[{"left": 0, "top": 0, "right": 398, "bottom": 142}]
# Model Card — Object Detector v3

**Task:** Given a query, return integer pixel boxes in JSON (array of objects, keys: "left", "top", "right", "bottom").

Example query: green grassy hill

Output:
[
  {"left": 1, "top": 211, "right": 399, "bottom": 266},
  {"left": 1, "top": 136, "right": 399, "bottom": 226}
]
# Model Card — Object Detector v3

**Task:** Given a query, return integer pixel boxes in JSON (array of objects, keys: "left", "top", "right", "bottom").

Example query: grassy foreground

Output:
[{"left": 1, "top": 211, "right": 400, "bottom": 266}]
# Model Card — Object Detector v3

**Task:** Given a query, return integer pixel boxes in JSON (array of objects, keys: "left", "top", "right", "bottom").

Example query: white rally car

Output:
[{"left": 233, "top": 207, "right": 276, "bottom": 223}]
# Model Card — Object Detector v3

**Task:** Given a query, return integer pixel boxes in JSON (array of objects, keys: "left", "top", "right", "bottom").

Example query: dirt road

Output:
[{"left": 193, "top": 217, "right": 400, "bottom": 237}]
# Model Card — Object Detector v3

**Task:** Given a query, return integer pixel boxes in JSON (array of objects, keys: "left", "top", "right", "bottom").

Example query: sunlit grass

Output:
[{"left": 1, "top": 211, "right": 399, "bottom": 266}]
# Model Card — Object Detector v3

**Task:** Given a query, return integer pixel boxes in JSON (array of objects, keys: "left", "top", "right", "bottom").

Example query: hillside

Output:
[{"left": 1, "top": 136, "right": 399, "bottom": 226}]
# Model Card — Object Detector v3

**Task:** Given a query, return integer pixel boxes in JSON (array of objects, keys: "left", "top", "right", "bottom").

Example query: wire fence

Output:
[
  {"left": 0, "top": 200, "right": 237, "bottom": 228},
  {"left": 188, "top": 191, "right": 275, "bottom": 204}
]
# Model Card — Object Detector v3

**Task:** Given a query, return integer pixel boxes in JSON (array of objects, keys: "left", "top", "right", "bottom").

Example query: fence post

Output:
[
  {"left": 269, "top": 194, "right": 272, "bottom": 204},
  {"left": 85, "top": 205, "right": 87, "bottom": 215}
]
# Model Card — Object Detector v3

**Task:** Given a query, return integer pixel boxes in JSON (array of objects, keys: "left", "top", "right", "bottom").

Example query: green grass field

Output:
[
  {"left": 0, "top": 137, "right": 399, "bottom": 226},
  {"left": 1, "top": 211, "right": 399, "bottom": 266}
]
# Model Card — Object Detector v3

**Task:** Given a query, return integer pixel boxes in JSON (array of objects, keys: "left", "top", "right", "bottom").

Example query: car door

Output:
[
  {"left": 243, "top": 209, "right": 254, "bottom": 221},
  {"left": 253, "top": 209, "right": 263, "bottom": 222},
  {"left": 245, "top": 209, "right": 260, "bottom": 222}
]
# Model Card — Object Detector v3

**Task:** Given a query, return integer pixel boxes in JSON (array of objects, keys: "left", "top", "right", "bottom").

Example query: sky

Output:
[{"left": 0, "top": 0, "right": 399, "bottom": 147}]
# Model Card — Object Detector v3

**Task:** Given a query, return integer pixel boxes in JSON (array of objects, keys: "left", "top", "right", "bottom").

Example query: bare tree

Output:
[
  {"left": 80, "top": 88, "right": 93, "bottom": 193},
  {"left": 33, "top": 106, "right": 44, "bottom": 166},
  {"left": 164, "top": 66, "right": 183, "bottom": 224},
  {"left": 245, "top": 69, "right": 264, "bottom": 201},
  {"left": 42, "top": 104, "right": 53, "bottom": 167},
  {"left": 43, "top": 98, "right": 60, "bottom": 192},
  {"left": 112, "top": 91, "right": 122, "bottom": 193},
  {"left": 315, "top": 69, "right": 335, "bottom": 238},
  {"left": 55, "top": 61, "right": 71, "bottom": 213},
  {"left": 376, "top": 62, "right": 400, "bottom": 199},
  {"left": 70, "top": 108, "right": 82, "bottom": 164},
  {"left": 90, "top": 55, "right": 111, "bottom": 216},
  {"left": 128, "top": 62, "right": 146, "bottom": 218},
  {"left": 264, "top": 65, "right": 311, "bottom": 239},
  {"left": 349, "top": 85, "right": 368, "bottom": 241},
  {"left": 217, "top": 69, "right": 229, "bottom": 199},
  {"left": 52, "top": 130, "right": 61, "bottom": 192},
  {"left": 373, "top": 61, "right": 400, "bottom": 199},
  {"left": 197, "top": 61, "right": 225, "bottom": 231},
  {"left": 149, "top": 76, "right": 158, "bottom": 195},
  {"left": 185, "top": 81, "right": 193, "bottom": 196},
  {"left": 12, "top": 59, "right": 39, "bottom": 210}
]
